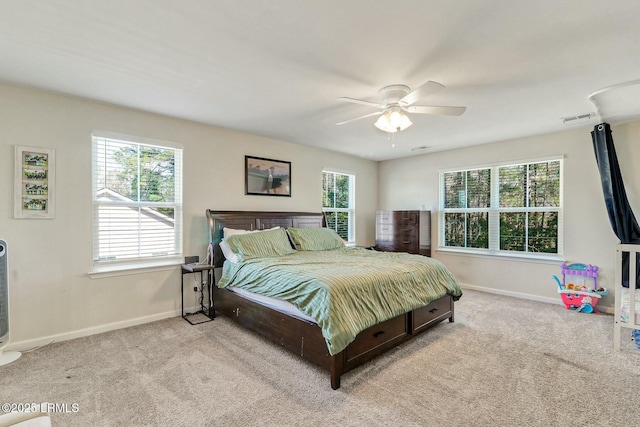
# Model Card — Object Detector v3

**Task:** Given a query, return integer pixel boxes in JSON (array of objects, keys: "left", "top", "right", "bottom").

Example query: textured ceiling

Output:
[{"left": 1, "top": 0, "right": 639, "bottom": 160}]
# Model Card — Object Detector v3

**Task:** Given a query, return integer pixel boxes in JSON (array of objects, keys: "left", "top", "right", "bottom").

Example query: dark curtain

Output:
[{"left": 591, "top": 122, "right": 640, "bottom": 288}]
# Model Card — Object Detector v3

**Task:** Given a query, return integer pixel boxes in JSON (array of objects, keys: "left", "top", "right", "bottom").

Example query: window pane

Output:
[
  {"left": 444, "top": 171, "right": 465, "bottom": 208},
  {"left": 528, "top": 211, "right": 558, "bottom": 253},
  {"left": 325, "top": 211, "right": 349, "bottom": 240},
  {"left": 466, "top": 169, "right": 491, "bottom": 208},
  {"left": 334, "top": 174, "right": 350, "bottom": 209},
  {"left": 322, "top": 171, "right": 354, "bottom": 242},
  {"left": 529, "top": 162, "right": 560, "bottom": 207},
  {"left": 96, "top": 206, "right": 176, "bottom": 260},
  {"left": 99, "top": 142, "right": 176, "bottom": 203},
  {"left": 322, "top": 171, "right": 335, "bottom": 208},
  {"left": 97, "top": 139, "right": 137, "bottom": 199},
  {"left": 467, "top": 212, "right": 489, "bottom": 248},
  {"left": 500, "top": 212, "right": 526, "bottom": 251},
  {"left": 138, "top": 146, "right": 176, "bottom": 203},
  {"left": 499, "top": 165, "right": 526, "bottom": 208},
  {"left": 444, "top": 213, "right": 465, "bottom": 246},
  {"left": 139, "top": 207, "right": 176, "bottom": 257}
]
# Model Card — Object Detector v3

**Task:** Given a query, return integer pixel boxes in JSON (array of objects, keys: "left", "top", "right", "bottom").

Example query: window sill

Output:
[
  {"left": 436, "top": 248, "right": 564, "bottom": 265},
  {"left": 89, "top": 257, "right": 183, "bottom": 279}
]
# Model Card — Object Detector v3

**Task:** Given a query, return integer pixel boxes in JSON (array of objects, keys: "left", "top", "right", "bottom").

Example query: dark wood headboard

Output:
[{"left": 205, "top": 210, "right": 326, "bottom": 267}]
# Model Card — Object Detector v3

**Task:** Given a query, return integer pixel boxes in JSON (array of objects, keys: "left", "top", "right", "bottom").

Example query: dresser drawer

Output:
[
  {"left": 376, "top": 224, "right": 393, "bottom": 233},
  {"left": 411, "top": 297, "right": 452, "bottom": 334},
  {"left": 346, "top": 314, "right": 408, "bottom": 362},
  {"left": 376, "top": 211, "right": 393, "bottom": 223},
  {"left": 393, "top": 211, "right": 418, "bottom": 225},
  {"left": 394, "top": 241, "right": 418, "bottom": 253}
]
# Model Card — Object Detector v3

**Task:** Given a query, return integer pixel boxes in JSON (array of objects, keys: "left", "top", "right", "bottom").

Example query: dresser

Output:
[{"left": 375, "top": 210, "right": 431, "bottom": 256}]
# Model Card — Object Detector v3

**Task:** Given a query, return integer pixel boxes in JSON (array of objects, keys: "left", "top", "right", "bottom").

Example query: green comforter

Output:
[{"left": 218, "top": 247, "right": 462, "bottom": 355}]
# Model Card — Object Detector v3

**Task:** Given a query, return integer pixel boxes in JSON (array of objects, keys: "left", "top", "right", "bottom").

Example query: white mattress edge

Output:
[{"left": 227, "top": 286, "right": 318, "bottom": 324}]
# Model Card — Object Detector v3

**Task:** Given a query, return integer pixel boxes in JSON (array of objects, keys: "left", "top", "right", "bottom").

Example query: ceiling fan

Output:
[{"left": 336, "top": 81, "right": 466, "bottom": 133}]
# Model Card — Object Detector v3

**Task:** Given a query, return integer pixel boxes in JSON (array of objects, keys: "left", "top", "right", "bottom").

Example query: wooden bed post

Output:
[{"left": 330, "top": 352, "right": 344, "bottom": 390}]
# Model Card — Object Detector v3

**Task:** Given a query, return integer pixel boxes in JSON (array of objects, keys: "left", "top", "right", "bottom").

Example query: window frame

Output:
[
  {"left": 438, "top": 156, "right": 563, "bottom": 260},
  {"left": 322, "top": 169, "right": 356, "bottom": 245},
  {"left": 91, "top": 131, "right": 183, "bottom": 274}
]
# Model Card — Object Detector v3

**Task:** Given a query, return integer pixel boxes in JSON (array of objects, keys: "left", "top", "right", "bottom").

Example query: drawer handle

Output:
[
  {"left": 429, "top": 308, "right": 438, "bottom": 313},
  {"left": 373, "top": 330, "right": 385, "bottom": 338}
]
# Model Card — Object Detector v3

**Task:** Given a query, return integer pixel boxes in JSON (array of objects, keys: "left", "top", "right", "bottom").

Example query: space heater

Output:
[{"left": 0, "top": 239, "right": 21, "bottom": 366}]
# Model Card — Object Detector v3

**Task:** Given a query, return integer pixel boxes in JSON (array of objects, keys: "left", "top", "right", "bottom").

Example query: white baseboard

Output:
[
  {"left": 8, "top": 309, "right": 184, "bottom": 352},
  {"left": 460, "top": 283, "right": 614, "bottom": 314}
]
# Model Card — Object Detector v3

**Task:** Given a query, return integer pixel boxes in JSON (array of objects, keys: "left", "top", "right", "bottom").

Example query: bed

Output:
[
  {"left": 206, "top": 210, "right": 462, "bottom": 389},
  {"left": 614, "top": 244, "right": 640, "bottom": 350}
]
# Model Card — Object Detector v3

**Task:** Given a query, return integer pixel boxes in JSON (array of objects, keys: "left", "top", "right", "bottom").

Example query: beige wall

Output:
[
  {"left": 0, "top": 83, "right": 378, "bottom": 346},
  {"left": 378, "top": 122, "right": 640, "bottom": 310}
]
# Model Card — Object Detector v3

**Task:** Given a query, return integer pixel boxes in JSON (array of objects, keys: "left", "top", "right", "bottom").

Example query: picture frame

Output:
[
  {"left": 245, "top": 155, "right": 291, "bottom": 197},
  {"left": 14, "top": 145, "right": 55, "bottom": 219}
]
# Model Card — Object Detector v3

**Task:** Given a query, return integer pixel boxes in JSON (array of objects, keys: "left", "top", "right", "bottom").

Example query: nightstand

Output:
[{"left": 181, "top": 264, "right": 215, "bottom": 325}]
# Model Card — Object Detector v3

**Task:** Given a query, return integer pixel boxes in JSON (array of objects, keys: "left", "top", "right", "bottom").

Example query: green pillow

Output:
[
  {"left": 287, "top": 227, "right": 345, "bottom": 251},
  {"left": 224, "top": 227, "right": 295, "bottom": 261}
]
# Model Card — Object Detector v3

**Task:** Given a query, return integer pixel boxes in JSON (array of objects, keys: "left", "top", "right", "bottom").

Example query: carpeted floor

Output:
[{"left": 1, "top": 289, "right": 639, "bottom": 426}]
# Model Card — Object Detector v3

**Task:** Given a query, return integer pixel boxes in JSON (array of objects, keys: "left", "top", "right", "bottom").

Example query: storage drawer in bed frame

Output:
[
  {"left": 412, "top": 297, "right": 453, "bottom": 334},
  {"left": 346, "top": 313, "right": 408, "bottom": 364}
]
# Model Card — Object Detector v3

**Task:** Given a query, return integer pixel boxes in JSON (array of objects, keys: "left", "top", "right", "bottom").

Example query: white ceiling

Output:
[{"left": 1, "top": 0, "right": 640, "bottom": 160}]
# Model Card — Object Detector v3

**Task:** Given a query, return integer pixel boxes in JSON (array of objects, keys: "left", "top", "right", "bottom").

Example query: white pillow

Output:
[
  {"left": 219, "top": 240, "right": 240, "bottom": 263},
  {"left": 223, "top": 226, "right": 280, "bottom": 238}
]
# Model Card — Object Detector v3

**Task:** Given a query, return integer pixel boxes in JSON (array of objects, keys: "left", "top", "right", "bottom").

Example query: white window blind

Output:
[
  {"left": 322, "top": 170, "right": 355, "bottom": 243},
  {"left": 439, "top": 159, "right": 562, "bottom": 257},
  {"left": 92, "top": 134, "right": 183, "bottom": 265}
]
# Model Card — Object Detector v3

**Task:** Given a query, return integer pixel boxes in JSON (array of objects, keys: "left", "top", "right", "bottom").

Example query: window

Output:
[
  {"left": 92, "top": 133, "right": 183, "bottom": 268},
  {"left": 322, "top": 170, "right": 355, "bottom": 244},
  {"left": 439, "top": 158, "right": 562, "bottom": 258}
]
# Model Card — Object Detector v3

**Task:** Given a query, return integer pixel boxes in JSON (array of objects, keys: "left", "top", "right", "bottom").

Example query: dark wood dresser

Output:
[{"left": 375, "top": 210, "right": 431, "bottom": 256}]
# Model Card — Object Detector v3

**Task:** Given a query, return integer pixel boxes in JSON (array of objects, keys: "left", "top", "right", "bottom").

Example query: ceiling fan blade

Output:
[
  {"left": 337, "top": 97, "right": 384, "bottom": 108},
  {"left": 399, "top": 81, "right": 445, "bottom": 106},
  {"left": 335, "top": 111, "right": 383, "bottom": 125},
  {"left": 405, "top": 105, "right": 467, "bottom": 116}
]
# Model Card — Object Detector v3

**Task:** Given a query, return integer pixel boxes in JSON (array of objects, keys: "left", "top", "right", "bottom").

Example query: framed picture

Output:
[
  {"left": 14, "top": 146, "right": 55, "bottom": 219},
  {"left": 245, "top": 155, "right": 291, "bottom": 197}
]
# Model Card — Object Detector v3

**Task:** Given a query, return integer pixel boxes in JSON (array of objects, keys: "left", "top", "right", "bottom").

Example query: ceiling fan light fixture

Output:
[{"left": 374, "top": 107, "right": 412, "bottom": 133}]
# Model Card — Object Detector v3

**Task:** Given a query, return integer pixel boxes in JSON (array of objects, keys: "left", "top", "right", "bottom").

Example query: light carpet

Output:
[{"left": 1, "top": 289, "right": 639, "bottom": 426}]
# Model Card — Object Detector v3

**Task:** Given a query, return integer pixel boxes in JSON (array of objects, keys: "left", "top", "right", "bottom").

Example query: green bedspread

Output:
[{"left": 218, "top": 247, "right": 462, "bottom": 355}]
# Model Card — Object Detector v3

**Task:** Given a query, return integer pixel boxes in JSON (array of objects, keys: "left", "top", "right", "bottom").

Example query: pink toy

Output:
[{"left": 552, "top": 263, "right": 607, "bottom": 313}]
